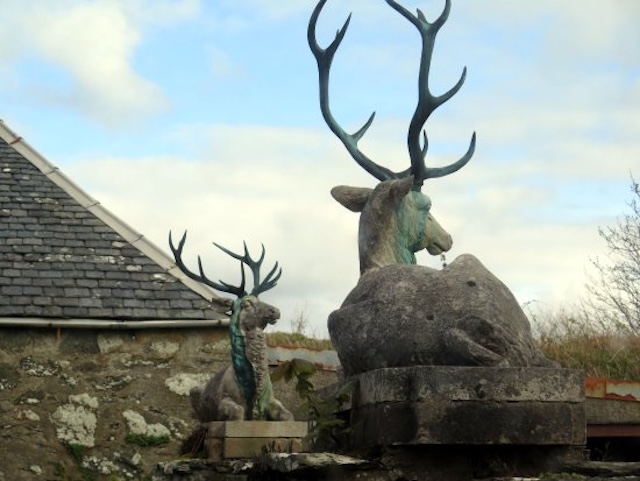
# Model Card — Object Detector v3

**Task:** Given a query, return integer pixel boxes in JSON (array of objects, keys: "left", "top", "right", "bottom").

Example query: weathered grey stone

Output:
[
  {"left": 59, "top": 331, "right": 100, "bottom": 355},
  {"left": 0, "top": 362, "right": 20, "bottom": 390},
  {"left": 0, "top": 329, "right": 33, "bottom": 353},
  {"left": 328, "top": 366, "right": 586, "bottom": 450},
  {"left": 329, "top": 254, "right": 555, "bottom": 376},
  {"left": 354, "top": 366, "right": 584, "bottom": 406},
  {"left": 351, "top": 400, "right": 585, "bottom": 446}
]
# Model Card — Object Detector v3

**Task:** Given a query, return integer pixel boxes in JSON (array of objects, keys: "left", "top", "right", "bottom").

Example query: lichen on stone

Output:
[
  {"left": 94, "top": 375, "right": 133, "bottom": 391},
  {"left": 81, "top": 456, "right": 120, "bottom": 475},
  {"left": 164, "top": 373, "right": 209, "bottom": 396},
  {"left": 150, "top": 341, "right": 180, "bottom": 358},
  {"left": 69, "top": 393, "right": 99, "bottom": 409},
  {"left": 97, "top": 334, "right": 125, "bottom": 354},
  {"left": 51, "top": 394, "right": 99, "bottom": 447},
  {"left": 19, "top": 356, "right": 61, "bottom": 377},
  {"left": 122, "top": 409, "right": 171, "bottom": 439}
]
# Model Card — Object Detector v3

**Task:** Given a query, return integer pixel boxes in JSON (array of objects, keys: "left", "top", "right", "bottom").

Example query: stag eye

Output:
[
  {"left": 411, "top": 192, "right": 432, "bottom": 211},
  {"left": 242, "top": 298, "right": 255, "bottom": 308}
]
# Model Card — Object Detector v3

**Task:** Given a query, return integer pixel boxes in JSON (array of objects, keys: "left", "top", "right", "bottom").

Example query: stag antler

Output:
[
  {"left": 308, "top": 0, "right": 476, "bottom": 190},
  {"left": 169, "top": 231, "right": 282, "bottom": 298}
]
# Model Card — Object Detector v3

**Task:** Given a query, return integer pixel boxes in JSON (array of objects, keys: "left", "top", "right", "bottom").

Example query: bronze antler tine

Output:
[
  {"left": 211, "top": 241, "right": 250, "bottom": 297},
  {"left": 253, "top": 262, "right": 282, "bottom": 297},
  {"left": 213, "top": 241, "right": 281, "bottom": 298},
  {"left": 213, "top": 241, "right": 243, "bottom": 261},
  {"left": 424, "top": 133, "right": 476, "bottom": 180},
  {"left": 169, "top": 230, "right": 247, "bottom": 297},
  {"left": 263, "top": 261, "right": 281, "bottom": 287},
  {"left": 383, "top": 0, "right": 474, "bottom": 188},
  {"left": 308, "top": 0, "right": 399, "bottom": 182}
]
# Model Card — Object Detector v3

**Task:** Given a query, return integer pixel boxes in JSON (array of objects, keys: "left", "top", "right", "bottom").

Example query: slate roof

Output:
[{"left": 0, "top": 120, "right": 228, "bottom": 324}]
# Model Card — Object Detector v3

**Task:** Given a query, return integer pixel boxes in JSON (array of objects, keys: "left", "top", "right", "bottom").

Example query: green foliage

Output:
[
  {"left": 271, "top": 358, "right": 316, "bottom": 397},
  {"left": 60, "top": 443, "right": 97, "bottom": 481},
  {"left": 305, "top": 381, "right": 355, "bottom": 449},
  {"left": 64, "top": 442, "right": 87, "bottom": 463},
  {"left": 272, "top": 358, "right": 354, "bottom": 451},
  {"left": 54, "top": 462, "right": 68, "bottom": 480},
  {"left": 125, "top": 433, "right": 170, "bottom": 447},
  {"left": 81, "top": 470, "right": 97, "bottom": 481}
]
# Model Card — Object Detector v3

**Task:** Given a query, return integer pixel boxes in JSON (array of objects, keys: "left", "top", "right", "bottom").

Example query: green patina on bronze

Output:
[
  {"left": 394, "top": 191, "right": 432, "bottom": 264},
  {"left": 169, "top": 232, "right": 288, "bottom": 422},
  {"left": 228, "top": 297, "right": 256, "bottom": 419}
]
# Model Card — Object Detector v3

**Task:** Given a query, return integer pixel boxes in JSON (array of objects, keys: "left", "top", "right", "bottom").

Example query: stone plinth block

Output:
[
  {"left": 205, "top": 421, "right": 308, "bottom": 460},
  {"left": 355, "top": 366, "right": 584, "bottom": 405},
  {"left": 345, "top": 366, "right": 585, "bottom": 448}
]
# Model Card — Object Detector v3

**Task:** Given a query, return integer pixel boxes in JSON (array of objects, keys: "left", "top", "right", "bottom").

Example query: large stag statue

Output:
[
  {"left": 170, "top": 232, "right": 293, "bottom": 422},
  {"left": 309, "top": 0, "right": 475, "bottom": 275},
  {"left": 309, "top": 1, "right": 556, "bottom": 374}
]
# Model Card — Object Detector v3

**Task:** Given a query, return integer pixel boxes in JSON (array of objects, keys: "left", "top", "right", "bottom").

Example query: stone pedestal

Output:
[
  {"left": 347, "top": 366, "right": 586, "bottom": 448},
  {"left": 205, "top": 421, "right": 308, "bottom": 460}
]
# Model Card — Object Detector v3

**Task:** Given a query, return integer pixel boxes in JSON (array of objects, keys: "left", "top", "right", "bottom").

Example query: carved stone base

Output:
[
  {"left": 205, "top": 421, "right": 308, "bottom": 460},
  {"left": 344, "top": 366, "right": 586, "bottom": 448}
]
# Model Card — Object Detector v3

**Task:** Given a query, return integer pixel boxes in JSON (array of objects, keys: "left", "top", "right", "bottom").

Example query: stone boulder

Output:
[{"left": 328, "top": 254, "right": 555, "bottom": 376}]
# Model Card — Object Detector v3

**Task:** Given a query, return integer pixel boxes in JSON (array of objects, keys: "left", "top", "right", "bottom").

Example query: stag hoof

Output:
[
  {"left": 443, "top": 323, "right": 507, "bottom": 367},
  {"left": 219, "top": 398, "right": 245, "bottom": 421},
  {"left": 268, "top": 400, "right": 294, "bottom": 421}
]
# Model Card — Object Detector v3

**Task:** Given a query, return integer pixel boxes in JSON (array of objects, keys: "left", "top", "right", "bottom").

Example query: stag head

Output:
[{"left": 308, "top": 0, "right": 475, "bottom": 274}]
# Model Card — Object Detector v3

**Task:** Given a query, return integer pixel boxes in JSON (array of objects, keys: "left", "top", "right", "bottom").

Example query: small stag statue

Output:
[
  {"left": 170, "top": 232, "right": 293, "bottom": 422},
  {"left": 308, "top": 0, "right": 476, "bottom": 275}
]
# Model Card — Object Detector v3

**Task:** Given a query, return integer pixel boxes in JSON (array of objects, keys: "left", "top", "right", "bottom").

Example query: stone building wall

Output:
[{"left": 0, "top": 327, "right": 337, "bottom": 481}]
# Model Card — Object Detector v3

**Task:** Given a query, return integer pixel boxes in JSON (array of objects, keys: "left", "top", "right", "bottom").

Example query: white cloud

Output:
[
  {"left": 208, "top": 46, "right": 243, "bottom": 79},
  {"left": 0, "top": 0, "right": 201, "bottom": 127},
  {"left": 4, "top": 0, "right": 638, "bottom": 337},
  {"left": 60, "top": 105, "right": 637, "bottom": 336},
  {"left": 28, "top": 2, "right": 165, "bottom": 125}
]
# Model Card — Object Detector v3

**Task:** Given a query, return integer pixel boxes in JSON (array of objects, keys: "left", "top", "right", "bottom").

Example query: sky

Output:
[{"left": 1, "top": 0, "right": 639, "bottom": 337}]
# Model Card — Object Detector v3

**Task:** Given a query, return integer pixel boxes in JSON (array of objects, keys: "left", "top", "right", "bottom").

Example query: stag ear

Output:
[
  {"left": 331, "top": 186, "right": 372, "bottom": 212},
  {"left": 220, "top": 297, "right": 234, "bottom": 312}
]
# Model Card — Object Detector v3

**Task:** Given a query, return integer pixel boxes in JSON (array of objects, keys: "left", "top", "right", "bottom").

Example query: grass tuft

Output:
[
  {"left": 125, "top": 433, "right": 170, "bottom": 447},
  {"left": 266, "top": 331, "right": 333, "bottom": 351},
  {"left": 533, "top": 307, "right": 640, "bottom": 381}
]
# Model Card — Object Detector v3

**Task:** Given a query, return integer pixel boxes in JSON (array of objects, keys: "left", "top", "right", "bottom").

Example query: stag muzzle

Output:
[{"left": 424, "top": 213, "right": 453, "bottom": 255}]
